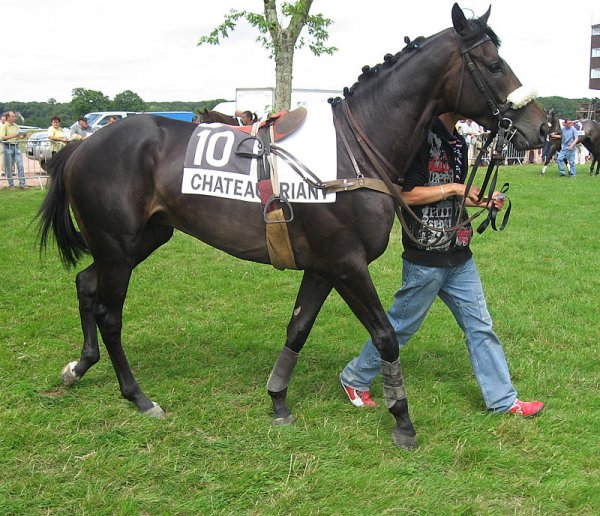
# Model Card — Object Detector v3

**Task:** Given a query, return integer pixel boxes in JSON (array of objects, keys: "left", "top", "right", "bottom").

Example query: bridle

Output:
[
  {"left": 454, "top": 31, "right": 519, "bottom": 153},
  {"left": 331, "top": 29, "right": 518, "bottom": 249}
]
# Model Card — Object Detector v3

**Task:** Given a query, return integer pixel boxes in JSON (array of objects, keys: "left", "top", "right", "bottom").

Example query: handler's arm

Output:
[{"left": 401, "top": 183, "right": 481, "bottom": 206}]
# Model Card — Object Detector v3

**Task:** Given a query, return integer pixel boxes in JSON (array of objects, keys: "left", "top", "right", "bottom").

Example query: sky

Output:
[{"left": 3, "top": 0, "right": 599, "bottom": 105}]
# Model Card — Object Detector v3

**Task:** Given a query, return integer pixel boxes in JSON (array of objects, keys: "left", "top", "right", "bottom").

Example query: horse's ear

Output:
[
  {"left": 203, "top": 108, "right": 208, "bottom": 114},
  {"left": 451, "top": 4, "right": 469, "bottom": 35},
  {"left": 479, "top": 5, "right": 491, "bottom": 25}
]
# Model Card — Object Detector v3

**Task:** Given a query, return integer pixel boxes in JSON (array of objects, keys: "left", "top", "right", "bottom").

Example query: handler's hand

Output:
[
  {"left": 460, "top": 184, "right": 481, "bottom": 204},
  {"left": 484, "top": 191, "right": 505, "bottom": 210}
]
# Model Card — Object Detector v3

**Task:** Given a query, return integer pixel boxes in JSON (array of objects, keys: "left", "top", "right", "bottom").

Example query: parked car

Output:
[
  {"left": 72, "top": 111, "right": 138, "bottom": 131},
  {"left": 26, "top": 111, "right": 135, "bottom": 163},
  {"left": 26, "top": 110, "right": 195, "bottom": 164},
  {"left": 26, "top": 128, "right": 71, "bottom": 163}
]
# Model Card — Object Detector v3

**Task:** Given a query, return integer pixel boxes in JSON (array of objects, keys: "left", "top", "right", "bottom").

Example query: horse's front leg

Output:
[
  {"left": 330, "top": 266, "right": 417, "bottom": 450},
  {"left": 268, "top": 270, "right": 332, "bottom": 425}
]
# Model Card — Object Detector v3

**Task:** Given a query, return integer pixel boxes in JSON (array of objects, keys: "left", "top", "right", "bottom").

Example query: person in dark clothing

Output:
[{"left": 340, "top": 113, "right": 544, "bottom": 418}]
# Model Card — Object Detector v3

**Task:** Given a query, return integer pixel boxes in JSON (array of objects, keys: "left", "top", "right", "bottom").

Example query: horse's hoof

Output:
[
  {"left": 60, "top": 361, "right": 80, "bottom": 386},
  {"left": 142, "top": 402, "right": 165, "bottom": 418},
  {"left": 272, "top": 414, "right": 295, "bottom": 426},
  {"left": 392, "top": 429, "right": 418, "bottom": 450}
]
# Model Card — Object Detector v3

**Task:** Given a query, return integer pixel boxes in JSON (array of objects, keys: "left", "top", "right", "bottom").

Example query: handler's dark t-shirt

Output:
[{"left": 401, "top": 118, "right": 473, "bottom": 267}]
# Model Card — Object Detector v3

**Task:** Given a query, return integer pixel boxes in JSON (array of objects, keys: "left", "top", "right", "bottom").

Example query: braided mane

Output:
[{"left": 343, "top": 15, "right": 501, "bottom": 98}]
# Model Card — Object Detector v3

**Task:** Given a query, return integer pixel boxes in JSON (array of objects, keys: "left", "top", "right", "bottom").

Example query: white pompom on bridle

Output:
[{"left": 506, "top": 86, "right": 538, "bottom": 109}]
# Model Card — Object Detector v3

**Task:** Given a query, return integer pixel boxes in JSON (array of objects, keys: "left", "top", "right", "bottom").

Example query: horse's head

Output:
[
  {"left": 449, "top": 3, "right": 547, "bottom": 149},
  {"left": 196, "top": 108, "right": 210, "bottom": 124},
  {"left": 545, "top": 109, "right": 560, "bottom": 134},
  {"left": 196, "top": 109, "right": 238, "bottom": 125}
]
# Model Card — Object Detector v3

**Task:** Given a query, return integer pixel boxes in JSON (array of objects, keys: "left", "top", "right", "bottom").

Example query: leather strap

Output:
[{"left": 266, "top": 208, "right": 297, "bottom": 270}]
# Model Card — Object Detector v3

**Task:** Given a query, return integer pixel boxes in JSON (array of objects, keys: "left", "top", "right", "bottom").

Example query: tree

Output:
[
  {"left": 112, "top": 90, "right": 146, "bottom": 111},
  {"left": 198, "top": 0, "right": 336, "bottom": 112},
  {"left": 71, "top": 88, "right": 110, "bottom": 116}
]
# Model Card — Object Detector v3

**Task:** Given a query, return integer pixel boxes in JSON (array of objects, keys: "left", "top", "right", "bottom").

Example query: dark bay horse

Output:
[
  {"left": 197, "top": 109, "right": 240, "bottom": 125},
  {"left": 197, "top": 109, "right": 260, "bottom": 125},
  {"left": 541, "top": 109, "right": 563, "bottom": 175},
  {"left": 578, "top": 119, "right": 600, "bottom": 175},
  {"left": 39, "top": 4, "right": 547, "bottom": 449}
]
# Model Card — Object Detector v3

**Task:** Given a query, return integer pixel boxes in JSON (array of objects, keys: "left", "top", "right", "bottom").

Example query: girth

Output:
[{"left": 234, "top": 109, "right": 309, "bottom": 270}]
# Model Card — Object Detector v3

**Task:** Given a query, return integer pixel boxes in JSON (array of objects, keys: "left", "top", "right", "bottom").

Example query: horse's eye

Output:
[{"left": 487, "top": 61, "right": 503, "bottom": 74}]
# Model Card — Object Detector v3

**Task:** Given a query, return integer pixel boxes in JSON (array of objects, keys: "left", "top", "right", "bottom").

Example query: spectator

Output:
[
  {"left": 47, "top": 116, "right": 68, "bottom": 156},
  {"left": 555, "top": 119, "right": 578, "bottom": 177},
  {"left": 70, "top": 117, "right": 93, "bottom": 140},
  {"left": 339, "top": 113, "right": 544, "bottom": 418},
  {"left": 240, "top": 110, "right": 256, "bottom": 126},
  {"left": 457, "top": 118, "right": 481, "bottom": 165},
  {"left": 107, "top": 116, "right": 118, "bottom": 125},
  {"left": 0, "top": 113, "right": 6, "bottom": 176},
  {"left": 1, "top": 111, "right": 28, "bottom": 189}
]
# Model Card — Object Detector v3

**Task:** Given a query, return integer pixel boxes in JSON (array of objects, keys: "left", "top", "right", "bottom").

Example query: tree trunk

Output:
[
  {"left": 264, "top": 0, "right": 313, "bottom": 112},
  {"left": 274, "top": 45, "right": 294, "bottom": 112}
]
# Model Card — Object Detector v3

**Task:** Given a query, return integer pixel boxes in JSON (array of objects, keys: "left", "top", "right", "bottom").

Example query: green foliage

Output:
[
  {"left": 1, "top": 165, "right": 600, "bottom": 513},
  {"left": 197, "top": 1, "right": 337, "bottom": 59},
  {"left": 0, "top": 97, "right": 229, "bottom": 129},
  {"left": 111, "top": 90, "right": 146, "bottom": 112},
  {"left": 70, "top": 87, "right": 111, "bottom": 117},
  {"left": 536, "top": 96, "right": 588, "bottom": 119}
]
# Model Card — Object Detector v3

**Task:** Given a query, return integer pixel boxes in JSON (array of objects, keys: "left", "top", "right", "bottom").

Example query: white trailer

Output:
[{"left": 213, "top": 88, "right": 342, "bottom": 118}]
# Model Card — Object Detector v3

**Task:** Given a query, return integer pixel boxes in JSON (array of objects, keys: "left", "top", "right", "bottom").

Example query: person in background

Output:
[
  {"left": 47, "top": 116, "right": 68, "bottom": 156},
  {"left": 457, "top": 118, "right": 481, "bottom": 165},
  {"left": 0, "top": 113, "right": 7, "bottom": 176},
  {"left": 1, "top": 111, "right": 28, "bottom": 189},
  {"left": 339, "top": 113, "right": 545, "bottom": 419},
  {"left": 240, "top": 110, "right": 257, "bottom": 126},
  {"left": 70, "top": 117, "right": 93, "bottom": 140},
  {"left": 554, "top": 118, "right": 578, "bottom": 177},
  {"left": 107, "top": 116, "right": 118, "bottom": 125}
]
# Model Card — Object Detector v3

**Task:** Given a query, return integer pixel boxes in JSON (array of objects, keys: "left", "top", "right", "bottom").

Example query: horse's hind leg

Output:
[
  {"left": 268, "top": 270, "right": 332, "bottom": 425},
  {"left": 61, "top": 264, "right": 101, "bottom": 385},
  {"left": 94, "top": 223, "right": 174, "bottom": 416},
  {"left": 93, "top": 261, "right": 164, "bottom": 416}
]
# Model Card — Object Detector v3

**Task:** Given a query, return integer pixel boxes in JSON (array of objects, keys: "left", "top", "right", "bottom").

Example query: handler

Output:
[{"left": 340, "top": 113, "right": 545, "bottom": 417}]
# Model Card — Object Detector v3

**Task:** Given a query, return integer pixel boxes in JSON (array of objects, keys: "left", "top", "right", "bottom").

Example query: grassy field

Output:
[{"left": 1, "top": 164, "right": 599, "bottom": 514}]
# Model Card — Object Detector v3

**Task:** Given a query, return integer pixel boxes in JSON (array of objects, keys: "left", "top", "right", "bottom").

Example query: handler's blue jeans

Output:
[
  {"left": 557, "top": 148, "right": 576, "bottom": 176},
  {"left": 340, "top": 258, "right": 517, "bottom": 413},
  {"left": 3, "top": 145, "right": 26, "bottom": 187}
]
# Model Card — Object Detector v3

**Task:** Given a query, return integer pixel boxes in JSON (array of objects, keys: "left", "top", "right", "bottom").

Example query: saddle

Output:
[
  {"left": 233, "top": 108, "right": 307, "bottom": 271},
  {"left": 234, "top": 107, "right": 307, "bottom": 142}
]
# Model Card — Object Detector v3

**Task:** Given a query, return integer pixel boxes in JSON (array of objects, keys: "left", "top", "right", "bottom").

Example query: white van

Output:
[{"left": 72, "top": 111, "right": 138, "bottom": 131}]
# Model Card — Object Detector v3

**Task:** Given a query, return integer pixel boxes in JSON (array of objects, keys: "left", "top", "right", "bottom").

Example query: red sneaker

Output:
[
  {"left": 509, "top": 399, "right": 545, "bottom": 417},
  {"left": 340, "top": 376, "right": 379, "bottom": 408}
]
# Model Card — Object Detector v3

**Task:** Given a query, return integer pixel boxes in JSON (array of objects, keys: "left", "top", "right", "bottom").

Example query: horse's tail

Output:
[{"left": 37, "top": 142, "right": 89, "bottom": 268}]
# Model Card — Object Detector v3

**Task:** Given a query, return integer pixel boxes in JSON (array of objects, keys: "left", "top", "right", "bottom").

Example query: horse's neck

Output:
[{"left": 346, "top": 31, "right": 456, "bottom": 178}]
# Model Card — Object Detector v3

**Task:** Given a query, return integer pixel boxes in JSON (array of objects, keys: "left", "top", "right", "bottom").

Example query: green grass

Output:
[{"left": 1, "top": 164, "right": 599, "bottom": 514}]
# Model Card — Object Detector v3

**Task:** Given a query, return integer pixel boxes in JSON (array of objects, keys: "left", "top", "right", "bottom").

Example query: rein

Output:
[
  {"left": 331, "top": 100, "right": 492, "bottom": 250},
  {"left": 324, "top": 30, "right": 519, "bottom": 249}
]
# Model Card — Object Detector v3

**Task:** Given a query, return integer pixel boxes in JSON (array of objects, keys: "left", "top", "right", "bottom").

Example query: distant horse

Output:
[
  {"left": 197, "top": 109, "right": 260, "bottom": 126},
  {"left": 578, "top": 119, "right": 600, "bottom": 176},
  {"left": 197, "top": 109, "right": 240, "bottom": 125},
  {"left": 541, "top": 109, "right": 564, "bottom": 175},
  {"left": 38, "top": 4, "right": 547, "bottom": 449}
]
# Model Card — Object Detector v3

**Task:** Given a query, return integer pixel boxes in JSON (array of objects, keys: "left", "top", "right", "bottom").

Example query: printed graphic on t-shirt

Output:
[{"left": 407, "top": 131, "right": 472, "bottom": 250}]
